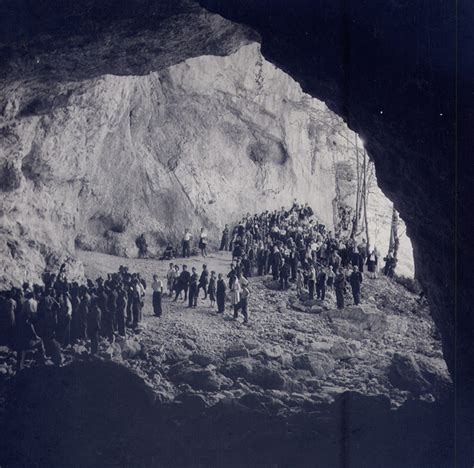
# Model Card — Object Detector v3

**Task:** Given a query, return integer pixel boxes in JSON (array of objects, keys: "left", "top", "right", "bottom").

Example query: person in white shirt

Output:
[
  {"left": 151, "top": 275, "right": 163, "bottom": 317},
  {"left": 182, "top": 229, "right": 193, "bottom": 258},
  {"left": 199, "top": 228, "right": 208, "bottom": 257}
]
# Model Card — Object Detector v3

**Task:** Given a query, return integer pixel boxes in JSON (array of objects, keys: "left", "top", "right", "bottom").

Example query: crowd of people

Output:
[
  {"left": 0, "top": 201, "right": 400, "bottom": 373},
  {"left": 0, "top": 264, "right": 148, "bottom": 372},
  {"left": 217, "top": 201, "right": 380, "bottom": 309}
]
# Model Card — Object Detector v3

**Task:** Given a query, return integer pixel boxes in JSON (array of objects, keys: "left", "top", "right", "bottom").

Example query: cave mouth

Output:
[{"left": 2, "top": 0, "right": 464, "bottom": 466}]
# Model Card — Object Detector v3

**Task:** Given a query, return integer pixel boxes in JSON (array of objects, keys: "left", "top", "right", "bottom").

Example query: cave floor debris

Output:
[{"left": 0, "top": 250, "right": 451, "bottom": 413}]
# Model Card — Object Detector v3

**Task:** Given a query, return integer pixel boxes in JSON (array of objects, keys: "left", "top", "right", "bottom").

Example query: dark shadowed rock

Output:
[
  {"left": 388, "top": 353, "right": 430, "bottom": 394},
  {"left": 225, "top": 344, "right": 249, "bottom": 359},
  {"left": 190, "top": 352, "right": 215, "bottom": 367},
  {"left": 293, "top": 352, "right": 336, "bottom": 378}
]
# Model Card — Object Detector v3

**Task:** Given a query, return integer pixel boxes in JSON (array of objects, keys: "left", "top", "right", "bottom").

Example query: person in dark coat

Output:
[
  {"left": 0, "top": 291, "right": 16, "bottom": 347},
  {"left": 14, "top": 293, "right": 46, "bottom": 372},
  {"left": 188, "top": 268, "right": 198, "bottom": 308},
  {"left": 56, "top": 293, "right": 72, "bottom": 348},
  {"left": 227, "top": 264, "right": 237, "bottom": 289},
  {"left": 271, "top": 246, "right": 282, "bottom": 281},
  {"left": 208, "top": 271, "right": 217, "bottom": 308},
  {"left": 87, "top": 299, "right": 101, "bottom": 355},
  {"left": 77, "top": 286, "right": 90, "bottom": 340},
  {"left": 216, "top": 273, "right": 227, "bottom": 314},
  {"left": 316, "top": 267, "right": 327, "bottom": 301},
  {"left": 257, "top": 245, "right": 269, "bottom": 276},
  {"left": 39, "top": 289, "right": 62, "bottom": 366},
  {"left": 241, "top": 255, "right": 252, "bottom": 278},
  {"left": 220, "top": 225, "right": 230, "bottom": 251},
  {"left": 174, "top": 265, "right": 190, "bottom": 302},
  {"left": 279, "top": 260, "right": 290, "bottom": 290},
  {"left": 116, "top": 285, "right": 127, "bottom": 336},
  {"left": 307, "top": 265, "right": 316, "bottom": 300},
  {"left": 334, "top": 269, "right": 347, "bottom": 309},
  {"left": 197, "top": 265, "right": 209, "bottom": 299},
  {"left": 289, "top": 248, "right": 298, "bottom": 281},
  {"left": 349, "top": 265, "right": 363, "bottom": 305}
]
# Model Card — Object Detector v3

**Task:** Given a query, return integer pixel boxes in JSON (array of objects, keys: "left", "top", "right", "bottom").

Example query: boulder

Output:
[
  {"left": 388, "top": 352, "right": 430, "bottom": 394},
  {"left": 221, "top": 358, "right": 286, "bottom": 390},
  {"left": 293, "top": 352, "right": 336, "bottom": 378},
  {"left": 249, "top": 363, "right": 286, "bottom": 390},
  {"left": 221, "top": 359, "right": 254, "bottom": 380},
  {"left": 330, "top": 341, "right": 354, "bottom": 360},
  {"left": 262, "top": 345, "right": 283, "bottom": 360},
  {"left": 170, "top": 367, "right": 230, "bottom": 392},
  {"left": 182, "top": 338, "right": 196, "bottom": 351},
  {"left": 190, "top": 353, "right": 214, "bottom": 367},
  {"left": 164, "top": 349, "right": 192, "bottom": 364},
  {"left": 119, "top": 339, "right": 142, "bottom": 359},
  {"left": 325, "top": 306, "right": 389, "bottom": 340},
  {"left": 416, "top": 355, "right": 452, "bottom": 399},
  {"left": 225, "top": 344, "right": 249, "bottom": 359}
]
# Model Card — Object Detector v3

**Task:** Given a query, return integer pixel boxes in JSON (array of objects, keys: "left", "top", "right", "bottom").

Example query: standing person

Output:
[
  {"left": 279, "top": 259, "right": 290, "bottom": 290},
  {"left": 132, "top": 279, "right": 143, "bottom": 327},
  {"left": 199, "top": 228, "right": 208, "bottom": 257},
  {"left": 234, "top": 285, "right": 249, "bottom": 324},
  {"left": 257, "top": 244, "right": 269, "bottom": 276},
  {"left": 174, "top": 265, "right": 190, "bottom": 302},
  {"left": 326, "top": 265, "right": 335, "bottom": 292},
  {"left": 316, "top": 266, "right": 327, "bottom": 301},
  {"left": 57, "top": 292, "right": 72, "bottom": 348},
  {"left": 188, "top": 268, "right": 199, "bottom": 308},
  {"left": 77, "top": 286, "right": 90, "bottom": 340},
  {"left": 197, "top": 264, "right": 209, "bottom": 299},
  {"left": 182, "top": 229, "right": 193, "bottom": 258},
  {"left": 151, "top": 275, "right": 163, "bottom": 317},
  {"left": 208, "top": 271, "right": 217, "bottom": 308},
  {"left": 70, "top": 284, "right": 80, "bottom": 344},
  {"left": 230, "top": 276, "right": 241, "bottom": 315},
  {"left": 307, "top": 264, "right": 316, "bottom": 300},
  {"left": 14, "top": 298, "right": 45, "bottom": 372},
  {"left": 289, "top": 247, "right": 298, "bottom": 282},
  {"left": 102, "top": 286, "right": 115, "bottom": 344},
  {"left": 220, "top": 225, "right": 230, "bottom": 251},
  {"left": 366, "top": 248, "right": 378, "bottom": 279},
  {"left": 216, "top": 273, "right": 227, "bottom": 314},
  {"left": 0, "top": 291, "right": 16, "bottom": 347},
  {"left": 349, "top": 265, "right": 363, "bottom": 305},
  {"left": 334, "top": 268, "right": 347, "bottom": 309},
  {"left": 271, "top": 245, "right": 282, "bottom": 281},
  {"left": 166, "top": 263, "right": 176, "bottom": 296},
  {"left": 172, "top": 265, "right": 180, "bottom": 298},
  {"left": 296, "top": 269, "right": 304, "bottom": 299},
  {"left": 116, "top": 284, "right": 127, "bottom": 337},
  {"left": 357, "top": 239, "right": 368, "bottom": 272},
  {"left": 88, "top": 298, "right": 101, "bottom": 355}
]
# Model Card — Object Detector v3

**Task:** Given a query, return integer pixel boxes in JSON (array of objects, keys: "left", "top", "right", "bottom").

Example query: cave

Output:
[{"left": 0, "top": 0, "right": 471, "bottom": 466}]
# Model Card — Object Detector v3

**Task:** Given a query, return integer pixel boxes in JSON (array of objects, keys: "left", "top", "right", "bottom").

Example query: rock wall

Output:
[{"left": 0, "top": 42, "right": 413, "bottom": 286}]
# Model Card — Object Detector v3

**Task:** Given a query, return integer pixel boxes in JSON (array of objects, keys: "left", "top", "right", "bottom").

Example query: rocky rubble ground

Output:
[{"left": 0, "top": 251, "right": 450, "bottom": 418}]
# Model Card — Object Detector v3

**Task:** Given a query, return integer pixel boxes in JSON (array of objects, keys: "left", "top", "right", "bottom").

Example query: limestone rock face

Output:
[{"left": 0, "top": 41, "right": 412, "bottom": 286}]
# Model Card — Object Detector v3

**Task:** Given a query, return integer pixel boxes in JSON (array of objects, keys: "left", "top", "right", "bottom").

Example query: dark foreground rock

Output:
[{"left": 0, "top": 361, "right": 456, "bottom": 468}]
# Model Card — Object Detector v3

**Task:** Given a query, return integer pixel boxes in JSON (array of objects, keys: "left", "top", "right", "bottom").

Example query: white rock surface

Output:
[{"left": 0, "top": 43, "right": 413, "bottom": 286}]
